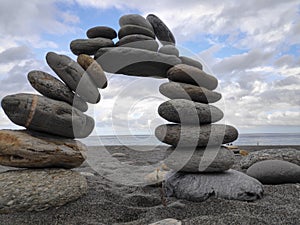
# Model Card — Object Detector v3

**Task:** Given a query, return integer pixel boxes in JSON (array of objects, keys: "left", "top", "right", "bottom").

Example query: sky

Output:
[{"left": 0, "top": 0, "right": 299, "bottom": 136}]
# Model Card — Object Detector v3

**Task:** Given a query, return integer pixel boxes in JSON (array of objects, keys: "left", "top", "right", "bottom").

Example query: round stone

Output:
[
  {"left": 246, "top": 160, "right": 300, "bottom": 184},
  {"left": 146, "top": 14, "right": 176, "bottom": 45},
  {"left": 28, "top": 70, "right": 88, "bottom": 112},
  {"left": 159, "top": 45, "right": 179, "bottom": 57},
  {"left": 179, "top": 56, "right": 203, "bottom": 70},
  {"left": 70, "top": 38, "right": 114, "bottom": 55},
  {"left": 1, "top": 93, "right": 94, "bottom": 138},
  {"left": 159, "top": 82, "right": 222, "bottom": 103},
  {"left": 158, "top": 99, "right": 223, "bottom": 124},
  {"left": 167, "top": 64, "right": 218, "bottom": 90},
  {"left": 155, "top": 124, "right": 239, "bottom": 147},
  {"left": 86, "top": 26, "right": 117, "bottom": 39},
  {"left": 119, "top": 14, "right": 154, "bottom": 32},
  {"left": 118, "top": 25, "right": 155, "bottom": 39}
]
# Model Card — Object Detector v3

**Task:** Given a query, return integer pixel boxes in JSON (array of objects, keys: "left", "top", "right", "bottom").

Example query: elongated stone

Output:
[
  {"left": 158, "top": 99, "right": 223, "bottom": 124},
  {"left": 119, "top": 14, "right": 154, "bottom": 32},
  {"left": 117, "top": 34, "right": 158, "bottom": 51},
  {"left": 118, "top": 34, "right": 154, "bottom": 45},
  {"left": 70, "top": 38, "right": 114, "bottom": 55},
  {"left": 28, "top": 70, "right": 88, "bottom": 112},
  {"left": 167, "top": 64, "right": 218, "bottom": 90},
  {"left": 155, "top": 124, "right": 238, "bottom": 147},
  {"left": 77, "top": 54, "right": 107, "bottom": 88},
  {"left": 46, "top": 52, "right": 100, "bottom": 103},
  {"left": 159, "top": 45, "right": 179, "bottom": 57},
  {"left": 0, "top": 130, "right": 86, "bottom": 168},
  {"left": 159, "top": 82, "right": 221, "bottom": 103},
  {"left": 118, "top": 25, "right": 155, "bottom": 39},
  {"left": 1, "top": 93, "right": 94, "bottom": 138},
  {"left": 179, "top": 56, "right": 203, "bottom": 70},
  {"left": 86, "top": 26, "right": 117, "bottom": 39}
]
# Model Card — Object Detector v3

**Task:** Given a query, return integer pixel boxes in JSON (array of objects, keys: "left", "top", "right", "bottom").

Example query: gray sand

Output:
[{"left": 0, "top": 145, "right": 299, "bottom": 225}]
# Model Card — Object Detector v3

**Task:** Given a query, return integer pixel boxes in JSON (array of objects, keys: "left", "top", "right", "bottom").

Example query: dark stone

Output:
[
  {"left": 165, "top": 169, "right": 263, "bottom": 202},
  {"left": 46, "top": 52, "right": 100, "bottom": 103},
  {"left": 1, "top": 93, "right": 94, "bottom": 138},
  {"left": 159, "top": 45, "right": 179, "bottom": 57},
  {"left": 158, "top": 99, "right": 223, "bottom": 124},
  {"left": 246, "top": 160, "right": 300, "bottom": 184},
  {"left": 95, "top": 47, "right": 181, "bottom": 78},
  {"left": 146, "top": 14, "right": 175, "bottom": 45},
  {"left": 155, "top": 124, "right": 239, "bottom": 147},
  {"left": 117, "top": 34, "right": 159, "bottom": 51},
  {"left": 167, "top": 64, "right": 218, "bottom": 90},
  {"left": 70, "top": 38, "right": 114, "bottom": 55},
  {"left": 86, "top": 26, "right": 117, "bottom": 39},
  {"left": 119, "top": 14, "right": 154, "bottom": 32},
  {"left": 0, "top": 130, "right": 86, "bottom": 168},
  {"left": 28, "top": 70, "right": 88, "bottom": 112},
  {"left": 180, "top": 56, "right": 203, "bottom": 70},
  {"left": 159, "top": 82, "right": 222, "bottom": 103},
  {"left": 118, "top": 25, "right": 155, "bottom": 39}
]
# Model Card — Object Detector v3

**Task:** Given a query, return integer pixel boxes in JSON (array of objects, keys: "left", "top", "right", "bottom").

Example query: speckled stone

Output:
[
  {"left": 0, "top": 169, "right": 87, "bottom": 213},
  {"left": 70, "top": 38, "right": 114, "bottom": 55},
  {"left": 119, "top": 14, "right": 154, "bottom": 32},
  {"left": 118, "top": 25, "right": 155, "bottom": 39},
  {"left": 86, "top": 26, "right": 117, "bottom": 39},
  {"left": 179, "top": 56, "right": 203, "bottom": 70}
]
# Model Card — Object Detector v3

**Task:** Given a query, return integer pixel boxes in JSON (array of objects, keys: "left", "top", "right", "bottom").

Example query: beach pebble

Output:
[
  {"left": 46, "top": 52, "right": 100, "bottom": 103},
  {"left": 28, "top": 70, "right": 88, "bottom": 112},
  {"left": 165, "top": 169, "right": 263, "bottom": 202},
  {"left": 158, "top": 99, "right": 223, "bottom": 124},
  {"left": 159, "top": 45, "right": 179, "bottom": 57},
  {"left": 146, "top": 14, "right": 176, "bottom": 45},
  {"left": 159, "top": 82, "right": 222, "bottom": 103},
  {"left": 0, "top": 130, "right": 86, "bottom": 168},
  {"left": 118, "top": 24, "right": 155, "bottom": 39},
  {"left": 167, "top": 64, "right": 218, "bottom": 90},
  {"left": 144, "top": 169, "right": 168, "bottom": 186},
  {"left": 86, "top": 26, "right": 117, "bottom": 39},
  {"left": 119, "top": 14, "right": 154, "bottom": 32},
  {"left": 155, "top": 124, "right": 238, "bottom": 147},
  {"left": 112, "top": 153, "right": 127, "bottom": 157},
  {"left": 70, "top": 38, "right": 114, "bottom": 55},
  {"left": 95, "top": 47, "right": 181, "bottom": 78},
  {"left": 165, "top": 146, "right": 234, "bottom": 173},
  {"left": 246, "top": 160, "right": 300, "bottom": 184},
  {"left": 0, "top": 169, "right": 87, "bottom": 213},
  {"left": 240, "top": 148, "right": 300, "bottom": 169},
  {"left": 149, "top": 218, "right": 182, "bottom": 225},
  {"left": 1, "top": 93, "right": 94, "bottom": 138},
  {"left": 77, "top": 54, "right": 107, "bottom": 88},
  {"left": 179, "top": 56, "right": 203, "bottom": 70}
]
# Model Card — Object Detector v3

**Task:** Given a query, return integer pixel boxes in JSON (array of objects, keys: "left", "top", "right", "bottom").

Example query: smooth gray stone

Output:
[
  {"left": 95, "top": 47, "right": 181, "bottom": 78},
  {"left": 118, "top": 25, "right": 155, "bottom": 39},
  {"left": 70, "top": 38, "right": 114, "bottom": 55},
  {"left": 158, "top": 99, "right": 223, "bottom": 124},
  {"left": 118, "top": 34, "right": 154, "bottom": 45},
  {"left": 0, "top": 169, "right": 87, "bottom": 213},
  {"left": 155, "top": 124, "right": 238, "bottom": 147},
  {"left": 46, "top": 52, "right": 100, "bottom": 103},
  {"left": 247, "top": 160, "right": 300, "bottom": 184},
  {"left": 118, "top": 39, "right": 159, "bottom": 52},
  {"left": 179, "top": 56, "right": 203, "bottom": 70},
  {"left": 149, "top": 218, "right": 181, "bottom": 225},
  {"left": 119, "top": 14, "right": 154, "bottom": 32},
  {"left": 167, "top": 64, "right": 218, "bottom": 90},
  {"left": 146, "top": 14, "right": 175, "bottom": 45},
  {"left": 28, "top": 70, "right": 88, "bottom": 112},
  {"left": 159, "top": 82, "right": 221, "bottom": 103},
  {"left": 1, "top": 93, "right": 94, "bottom": 138},
  {"left": 86, "top": 26, "right": 117, "bottom": 39},
  {"left": 240, "top": 148, "right": 300, "bottom": 169},
  {"left": 165, "top": 146, "right": 234, "bottom": 172},
  {"left": 165, "top": 169, "right": 263, "bottom": 202},
  {"left": 159, "top": 45, "right": 179, "bottom": 57}
]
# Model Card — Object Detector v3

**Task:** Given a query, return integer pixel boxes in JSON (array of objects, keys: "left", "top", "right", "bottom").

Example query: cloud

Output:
[{"left": 0, "top": 46, "right": 33, "bottom": 64}]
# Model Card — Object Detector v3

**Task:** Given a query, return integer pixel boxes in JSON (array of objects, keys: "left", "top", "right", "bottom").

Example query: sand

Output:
[{"left": 0, "top": 145, "right": 299, "bottom": 225}]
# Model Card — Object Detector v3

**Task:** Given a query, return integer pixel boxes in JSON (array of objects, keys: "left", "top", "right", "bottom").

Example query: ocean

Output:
[{"left": 80, "top": 133, "right": 300, "bottom": 146}]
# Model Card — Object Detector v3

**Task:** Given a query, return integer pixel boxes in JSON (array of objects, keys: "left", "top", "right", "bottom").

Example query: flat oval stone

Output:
[
  {"left": 118, "top": 39, "right": 159, "bottom": 52},
  {"left": 118, "top": 34, "right": 154, "bottom": 45},
  {"left": 119, "top": 14, "right": 154, "bottom": 32},
  {"left": 155, "top": 124, "right": 238, "bottom": 147},
  {"left": 28, "top": 70, "right": 88, "bottom": 112},
  {"left": 86, "top": 26, "right": 117, "bottom": 39},
  {"left": 246, "top": 160, "right": 300, "bottom": 184},
  {"left": 180, "top": 56, "right": 203, "bottom": 70},
  {"left": 165, "top": 146, "right": 234, "bottom": 172},
  {"left": 0, "top": 130, "right": 86, "bottom": 168},
  {"left": 77, "top": 54, "right": 107, "bottom": 88},
  {"left": 1, "top": 93, "right": 94, "bottom": 138},
  {"left": 70, "top": 38, "right": 114, "bottom": 55},
  {"left": 0, "top": 169, "right": 87, "bottom": 213},
  {"left": 159, "top": 82, "right": 222, "bottom": 103},
  {"left": 118, "top": 25, "right": 155, "bottom": 39},
  {"left": 159, "top": 45, "right": 179, "bottom": 57},
  {"left": 146, "top": 14, "right": 175, "bottom": 45},
  {"left": 95, "top": 47, "right": 181, "bottom": 78},
  {"left": 158, "top": 99, "right": 223, "bottom": 124},
  {"left": 167, "top": 64, "right": 218, "bottom": 90},
  {"left": 46, "top": 52, "right": 100, "bottom": 103}
]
